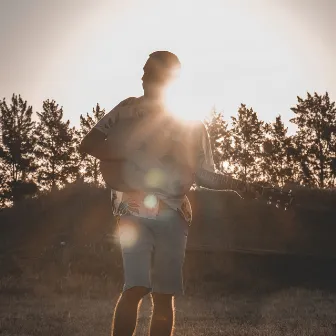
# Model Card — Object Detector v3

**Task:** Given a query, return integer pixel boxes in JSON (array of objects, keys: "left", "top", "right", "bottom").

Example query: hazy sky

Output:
[{"left": 0, "top": 0, "right": 335, "bottom": 134}]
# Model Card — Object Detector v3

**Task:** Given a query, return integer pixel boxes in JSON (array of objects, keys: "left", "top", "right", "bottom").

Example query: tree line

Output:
[
  {"left": 205, "top": 92, "right": 336, "bottom": 189},
  {"left": 0, "top": 92, "right": 335, "bottom": 208}
]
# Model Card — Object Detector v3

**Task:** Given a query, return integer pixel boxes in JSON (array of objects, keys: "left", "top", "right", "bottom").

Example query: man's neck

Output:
[
  {"left": 143, "top": 93, "right": 164, "bottom": 102},
  {"left": 141, "top": 94, "right": 166, "bottom": 113}
]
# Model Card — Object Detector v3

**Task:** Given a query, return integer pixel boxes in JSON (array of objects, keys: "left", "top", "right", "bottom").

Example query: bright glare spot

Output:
[
  {"left": 164, "top": 71, "right": 209, "bottom": 122},
  {"left": 118, "top": 221, "right": 138, "bottom": 248},
  {"left": 220, "top": 161, "right": 232, "bottom": 171},
  {"left": 144, "top": 194, "right": 158, "bottom": 209},
  {"left": 145, "top": 168, "right": 166, "bottom": 188}
]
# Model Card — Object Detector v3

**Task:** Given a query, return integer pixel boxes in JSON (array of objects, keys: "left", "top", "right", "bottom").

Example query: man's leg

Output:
[
  {"left": 112, "top": 286, "right": 150, "bottom": 336},
  {"left": 111, "top": 215, "right": 154, "bottom": 335},
  {"left": 149, "top": 209, "right": 189, "bottom": 336},
  {"left": 150, "top": 293, "right": 174, "bottom": 336}
]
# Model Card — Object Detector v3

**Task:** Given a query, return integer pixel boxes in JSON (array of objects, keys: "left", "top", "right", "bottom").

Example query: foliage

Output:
[
  {"left": 34, "top": 99, "right": 79, "bottom": 190},
  {"left": 230, "top": 104, "right": 264, "bottom": 183},
  {"left": 79, "top": 103, "right": 106, "bottom": 185},
  {"left": 0, "top": 94, "right": 38, "bottom": 204},
  {"left": 290, "top": 92, "right": 336, "bottom": 188},
  {"left": 204, "top": 108, "right": 232, "bottom": 172},
  {"left": 1, "top": 90, "right": 336, "bottom": 208},
  {"left": 262, "top": 115, "right": 295, "bottom": 186}
]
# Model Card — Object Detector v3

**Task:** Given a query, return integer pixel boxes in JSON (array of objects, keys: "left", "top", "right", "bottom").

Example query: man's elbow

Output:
[
  {"left": 79, "top": 136, "right": 99, "bottom": 157},
  {"left": 79, "top": 138, "right": 90, "bottom": 155},
  {"left": 79, "top": 129, "right": 105, "bottom": 154}
]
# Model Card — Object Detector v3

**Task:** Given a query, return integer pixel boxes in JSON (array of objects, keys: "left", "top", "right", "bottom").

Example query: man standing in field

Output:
[{"left": 80, "top": 51, "right": 244, "bottom": 336}]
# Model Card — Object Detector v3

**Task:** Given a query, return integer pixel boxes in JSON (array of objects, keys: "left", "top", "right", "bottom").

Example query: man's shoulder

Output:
[
  {"left": 102, "top": 96, "right": 140, "bottom": 119},
  {"left": 116, "top": 97, "right": 139, "bottom": 108},
  {"left": 184, "top": 119, "right": 207, "bottom": 137},
  {"left": 181, "top": 119, "right": 205, "bottom": 130},
  {"left": 193, "top": 120, "right": 206, "bottom": 131},
  {"left": 110, "top": 96, "right": 139, "bottom": 111},
  {"left": 93, "top": 97, "right": 140, "bottom": 134}
]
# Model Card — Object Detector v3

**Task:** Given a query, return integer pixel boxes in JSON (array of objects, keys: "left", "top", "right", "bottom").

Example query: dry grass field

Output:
[
  {"left": 1, "top": 275, "right": 336, "bottom": 336},
  {"left": 1, "top": 184, "right": 336, "bottom": 335}
]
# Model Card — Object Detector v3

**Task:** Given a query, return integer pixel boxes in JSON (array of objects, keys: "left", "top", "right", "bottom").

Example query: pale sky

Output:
[{"left": 0, "top": 0, "right": 335, "bottom": 134}]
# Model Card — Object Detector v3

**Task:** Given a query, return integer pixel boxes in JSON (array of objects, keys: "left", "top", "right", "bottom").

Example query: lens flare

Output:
[
  {"left": 145, "top": 168, "right": 166, "bottom": 188},
  {"left": 164, "top": 70, "right": 209, "bottom": 121},
  {"left": 117, "top": 220, "right": 138, "bottom": 248},
  {"left": 144, "top": 194, "right": 158, "bottom": 209}
]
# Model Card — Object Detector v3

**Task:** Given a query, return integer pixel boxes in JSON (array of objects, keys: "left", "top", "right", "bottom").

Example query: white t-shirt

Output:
[{"left": 93, "top": 96, "right": 215, "bottom": 223}]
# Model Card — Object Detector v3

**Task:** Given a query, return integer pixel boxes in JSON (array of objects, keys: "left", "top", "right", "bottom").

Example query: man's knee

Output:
[{"left": 122, "top": 286, "right": 150, "bottom": 302}]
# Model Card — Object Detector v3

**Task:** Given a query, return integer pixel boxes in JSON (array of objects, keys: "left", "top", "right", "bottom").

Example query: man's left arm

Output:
[
  {"left": 195, "top": 168, "right": 246, "bottom": 192},
  {"left": 193, "top": 123, "right": 247, "bottom": 192}
]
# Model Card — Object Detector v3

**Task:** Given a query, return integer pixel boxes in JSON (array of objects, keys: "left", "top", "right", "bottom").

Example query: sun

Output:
[{"left": 164, "top": 71, "right": 210, "bottom": 122}]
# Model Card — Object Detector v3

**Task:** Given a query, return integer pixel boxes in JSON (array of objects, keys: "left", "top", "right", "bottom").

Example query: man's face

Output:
[{"left": 141, "top": 58, "right": 170, "bottom": 94}]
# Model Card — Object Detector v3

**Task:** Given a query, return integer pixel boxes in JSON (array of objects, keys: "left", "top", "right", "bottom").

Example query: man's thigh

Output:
[
  {"left": 118, "top": 211, "right": 189, "bottom": 294},
  {"left": 118, "top": 216, "right": 154, "bottom": 292},
  {"left": 150, "top": 210, "right": 189, "bottom": 295}
]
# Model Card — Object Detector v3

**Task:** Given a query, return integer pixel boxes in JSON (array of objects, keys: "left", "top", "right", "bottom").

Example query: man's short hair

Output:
[
  {"left": 148, "top": 51, "right": 181, "bottom": 71},
  {"left": 143, "top": 51, "right": 181, "bottom": 83}
]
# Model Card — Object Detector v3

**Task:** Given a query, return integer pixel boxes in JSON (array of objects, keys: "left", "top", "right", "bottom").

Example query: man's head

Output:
[{"left": 142, "top": 51, "right": 181, "bottom": 99}]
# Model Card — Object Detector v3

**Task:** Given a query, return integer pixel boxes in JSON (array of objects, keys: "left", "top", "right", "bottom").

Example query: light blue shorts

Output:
[{"left": 117, "top": 209, "right": 189, "bottom": 295}]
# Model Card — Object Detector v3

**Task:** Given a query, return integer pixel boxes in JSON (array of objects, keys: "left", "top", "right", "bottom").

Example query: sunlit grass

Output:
[{"left": 1, "top": 283, "right": 336, "bottom": 335}]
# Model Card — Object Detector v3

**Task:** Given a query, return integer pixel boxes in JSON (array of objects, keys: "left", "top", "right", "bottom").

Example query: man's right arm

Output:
[
  {"left": 79, "top": 128, "right": 115, "bottom": 161},
  {"left": 79, "top": 97, "right": 136, "bottom": 161}
]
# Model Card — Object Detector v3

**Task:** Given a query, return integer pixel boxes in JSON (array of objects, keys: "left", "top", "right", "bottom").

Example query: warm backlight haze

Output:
[{"left": 0, "top": 0, "right": 335, "bottom": 133}]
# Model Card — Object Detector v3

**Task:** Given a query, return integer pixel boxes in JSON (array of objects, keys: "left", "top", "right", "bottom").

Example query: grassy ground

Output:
[
  {"left": 1, "top": 184, "right": 336, "bottom": 335},
  {"left": 1, "top": 280, "right": 336, "bottom": 336}
]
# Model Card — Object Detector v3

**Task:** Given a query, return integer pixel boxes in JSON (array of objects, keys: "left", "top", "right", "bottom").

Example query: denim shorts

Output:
[{"left": 117, "top": 209, "right": 189, "bottom": 295}]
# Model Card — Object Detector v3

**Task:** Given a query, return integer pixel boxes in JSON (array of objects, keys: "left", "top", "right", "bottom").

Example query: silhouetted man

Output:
[{"left": 80, "top": 51, "right": 246, "bottom": 336}]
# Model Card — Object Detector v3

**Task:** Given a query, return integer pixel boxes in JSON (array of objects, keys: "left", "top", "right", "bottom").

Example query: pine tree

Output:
[
  {"left": 79, "top": 103, "right": 106, "bottom": 185},
  {"left": 262, "top": 115, "right": 294, "bottom": 186},
  {"left": 230, "top": 104, "right": 264, "bottom": 183},
  {"left": 35, "top": 99, "right": 79, "bottom": 190},
  {"left": 204, "top": 108, "right": 232, "bottom": 172},
  {"left": 0, "top": 158, "right": 10, "bottom": 208},
  {"left": 290, "top": 92, "right": 336, "bottom": 188},
  {"left": 0, "top": 94, "right": 38, "bottom": 205}
]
